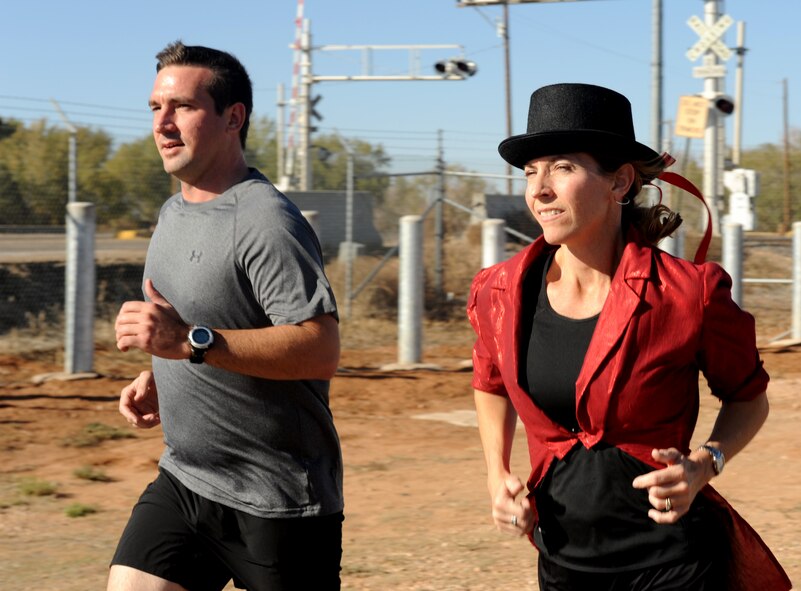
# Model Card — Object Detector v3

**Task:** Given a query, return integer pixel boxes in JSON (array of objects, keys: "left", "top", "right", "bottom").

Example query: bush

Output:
[
  {"left": 61, "top": 422, "right": 135, "bottom": 448},
  {"left": 73, "top": 465, "right": 113, "bottom": 482},
  {"left": 18, "top": 477, "right": 58, "bottom": 497},
  {"left": 65, "top": 503, "right": 98, "bottom": 518}
]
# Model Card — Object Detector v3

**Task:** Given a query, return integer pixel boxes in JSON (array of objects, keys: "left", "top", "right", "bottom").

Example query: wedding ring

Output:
[
  {"left": 511, "top": 515, "right": 518, "bottom": 527},
  {"left": 665, "top": 497, "right": 672, "bottom": 512}
]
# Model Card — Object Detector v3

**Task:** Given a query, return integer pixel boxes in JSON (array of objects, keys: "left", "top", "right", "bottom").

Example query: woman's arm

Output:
[
  {"left": 633, "top": 391, "right": 769, "bottom": 523},
  {"left": 698, "top": 390, "right": 769, "bottom": 480},
  {"left": 475, "top": 388, "right": 518, "bottom": 493},
  {"left": 474, "top": 389, "right": 533, "bottom": 535}
]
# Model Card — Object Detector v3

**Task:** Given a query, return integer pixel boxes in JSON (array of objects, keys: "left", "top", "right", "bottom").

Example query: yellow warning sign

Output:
[{"left": 675, "top": 95, "right": 709, "bottom": 139}]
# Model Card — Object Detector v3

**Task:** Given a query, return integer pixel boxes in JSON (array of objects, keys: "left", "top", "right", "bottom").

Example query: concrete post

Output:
[
  {"left": 722, "top": 222, "right": 743, "bottom": 307},
  {"left": 660, "top": 226, "right": 685, "bottom": 260},
  {"left": 398, "top": 215, "right": 423, "bottom": 364},
  {"left": 792, "top": 221, "right": 801, "bottom": 340},
  {"left": 64, "top": 202, "right": 95, "bottom": 373},
  {"left": 300, "top": 210, "right": 320, "bottom": 242},
  {"left": 482, "top": 219, "right": 506, "bottom": 268}
]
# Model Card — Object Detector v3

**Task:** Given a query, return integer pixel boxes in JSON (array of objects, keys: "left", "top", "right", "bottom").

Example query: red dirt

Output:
[{"left": 1, "top": 336, "right": 799, "bottom": 590}]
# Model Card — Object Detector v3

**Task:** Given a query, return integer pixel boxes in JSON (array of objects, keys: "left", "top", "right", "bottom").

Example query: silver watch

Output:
[
  {"left": 188, "top": 325, "right": 214, "bottom": 364},
  {"left": 698, "top": 444, "right": 725, "bottom": 476}
]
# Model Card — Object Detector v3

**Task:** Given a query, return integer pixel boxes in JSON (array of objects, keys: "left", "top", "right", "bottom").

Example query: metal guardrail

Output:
[{"left": 722, "top": 221, "right": 801, "bottom": 341}]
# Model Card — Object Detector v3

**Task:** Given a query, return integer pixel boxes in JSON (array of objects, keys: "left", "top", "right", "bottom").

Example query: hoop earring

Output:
[{"left": 615, "top": 198, "right": 630, "bottom": 206}]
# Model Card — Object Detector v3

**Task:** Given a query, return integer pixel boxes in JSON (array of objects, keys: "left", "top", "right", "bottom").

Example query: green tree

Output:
[
  {"left": 0, "top": 161, "right": 30, "bottom": 223},
  {"left": 741, "top": 130, "right": 801, "bottom": 232},
  {"left": 103, "top": 134, "right": 171, "bottom": 228},
  {"left": 309, "top": 134, "right": 391, "bottom": 200},
  {"left": 244, "top": 116, "right": 279, "bottom": 181},
  {"left": 375, "top": 163, "right": 490, "bottom": 240},
  {"left": 72, "top": 127, "right": 118, "bottom": 225},
  {"left": 0, "top": 119, "right": 67, "bottom": 224},
  {"left": 0, "top": 117, "right": 19, "bottom": 141},
  {"left": 0, "top": 119, "right": 116, "bottom": 225}
]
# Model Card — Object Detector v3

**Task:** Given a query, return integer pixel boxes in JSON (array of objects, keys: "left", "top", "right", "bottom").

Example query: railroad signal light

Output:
[
  {"left": 310, "top": 95, "right": 323, "bottom": 121},
  {"left": 712, "top": 94, "right": 735, "bottom": 116},
  {"left": 434, "top": 58, "right": 478, "bottom": 78}
]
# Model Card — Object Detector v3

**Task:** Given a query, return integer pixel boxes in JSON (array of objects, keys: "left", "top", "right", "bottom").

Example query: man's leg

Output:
[
  {"left": 209, "top": 510, "right": 344, "bottom": 591},
  {"left": 109, "top": 471, "right": 231, "bottom": 591},
  {"left": 107, "top": 565, "right": 188, "bottom": 591}
]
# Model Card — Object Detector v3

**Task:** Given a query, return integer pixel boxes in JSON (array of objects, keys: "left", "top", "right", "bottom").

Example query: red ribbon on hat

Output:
[{"left": 651, "top": 153, "right": 713, "bottom": 264}]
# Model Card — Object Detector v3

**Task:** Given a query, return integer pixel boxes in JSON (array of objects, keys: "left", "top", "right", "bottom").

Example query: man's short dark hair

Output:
[{"left": 156, "top": 40, "right": 253, "bottom": 149}]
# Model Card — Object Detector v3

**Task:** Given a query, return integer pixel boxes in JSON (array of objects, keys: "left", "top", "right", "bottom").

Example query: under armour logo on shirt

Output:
[{"left": 189, "top": 250, "right": 203, "bottom": 263}]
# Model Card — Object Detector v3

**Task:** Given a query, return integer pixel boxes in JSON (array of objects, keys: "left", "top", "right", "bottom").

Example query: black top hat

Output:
[{"left": 498, "top": 83, "right": 660, "bottom": 169}]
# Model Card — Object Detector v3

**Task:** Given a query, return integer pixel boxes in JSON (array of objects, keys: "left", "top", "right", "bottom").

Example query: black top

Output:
[{"left": 519, "top": 255, "right": 714, "bottom": 572}]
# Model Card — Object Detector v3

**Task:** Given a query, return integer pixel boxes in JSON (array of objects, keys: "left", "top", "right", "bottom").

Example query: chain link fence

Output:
[{"left": 0, "top": 174, "right": 542, "bottom": 364}]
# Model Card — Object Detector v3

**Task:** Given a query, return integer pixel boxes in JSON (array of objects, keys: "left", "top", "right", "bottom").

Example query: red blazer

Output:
[{"left": 468, "top": 233, "right": 790, "bottom": 591}]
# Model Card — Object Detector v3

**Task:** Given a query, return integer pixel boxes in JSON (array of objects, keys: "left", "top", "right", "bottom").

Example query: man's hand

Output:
[
  {"left": 119, "top": 370, "right": 160, "bottom": 428},
  {"left": 115, "top": 279, "right": 189, "bottom": 359}
]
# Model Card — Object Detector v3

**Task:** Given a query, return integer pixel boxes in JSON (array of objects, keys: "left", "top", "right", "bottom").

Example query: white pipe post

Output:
[
  {"left": 481, "top": 219, "right": 506, "bottom": 268},
  {"left": 398, "top": 215, "right": 423, "bottom": 365},
  {"left": 660, "top": 225, "right": 685, "bottom": 259},
  {"left": 345, "top": 148, "right": 354, "bottom": 320},
  {"left": 722, "top": 222, "right": 743, "bottom": 307},
  {"left": 300, "top": 210, "right": 320, "bottom": 242},
  {"left": 792, "top": 221, "right": 801, "bottom": 340},
  {"left": 64, "top": 202, "right": 95, "bottom": 373}
]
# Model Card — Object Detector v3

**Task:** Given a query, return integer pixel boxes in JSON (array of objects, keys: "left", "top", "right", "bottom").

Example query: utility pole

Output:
[
  {"left": 298, "top": 19, "right": 313, "bottom": 191},
  {"left": 652, "top": 0, "right": 663, "bottom": 154},
  {"left": 435, "top": 130, "right": 446, "bottom": 301},
  {"left": 276, "top": 83, "right": 286, "bottom": 187},
  {"left": 501, "top": 3, "right": 513, "bottom": 195},
  {"left": 781, "top": 78, "right": 792, "bottom": 233},
  {"left": 732, "top": 21, "right": 746, "bottom": 166},
  {"left": 459, "top": 0, "right": 664, "bottom": 195}
]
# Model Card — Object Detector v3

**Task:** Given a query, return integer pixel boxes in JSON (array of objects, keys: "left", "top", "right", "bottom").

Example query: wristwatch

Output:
[
  {"left": 698, "top": 444, "right": 725, "bottom": 476},
  {"left": 188, "top": 325, "right": 214, "bottom": 364}
]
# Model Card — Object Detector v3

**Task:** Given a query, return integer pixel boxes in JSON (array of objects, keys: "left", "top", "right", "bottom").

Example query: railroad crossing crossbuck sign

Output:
[{"left": 686, "top": 13, "right": 733, "bottom": 62}]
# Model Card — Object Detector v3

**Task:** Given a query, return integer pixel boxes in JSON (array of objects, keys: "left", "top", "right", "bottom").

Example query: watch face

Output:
[
  {"left": 193, "top": 330, "right": 210, "bottom": 345},
  {"left": 190, "top": 327, "right": 213, "bottom": 347}
]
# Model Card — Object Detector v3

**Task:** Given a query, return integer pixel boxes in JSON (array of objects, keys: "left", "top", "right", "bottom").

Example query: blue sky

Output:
[{"left": 1, "top": 0, "right": 797, "bottom": 184}]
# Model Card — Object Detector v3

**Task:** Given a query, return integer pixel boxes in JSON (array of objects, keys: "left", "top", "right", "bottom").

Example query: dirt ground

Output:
[{"left": 1, "top": 320, "right": 799, "bottom": 590}]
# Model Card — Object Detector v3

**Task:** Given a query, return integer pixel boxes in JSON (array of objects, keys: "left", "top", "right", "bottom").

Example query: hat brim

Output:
[{"left": 498, "top": 130, "right": 660, "bottom": 170}]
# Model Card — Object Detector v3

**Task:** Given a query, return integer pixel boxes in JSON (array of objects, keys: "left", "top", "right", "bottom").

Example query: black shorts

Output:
[
  {"left": 111, "top": 469, "right": 343, "bottom": 591},
  {"left": 537, "top": 553, "right": 722, "bottom": 591}
]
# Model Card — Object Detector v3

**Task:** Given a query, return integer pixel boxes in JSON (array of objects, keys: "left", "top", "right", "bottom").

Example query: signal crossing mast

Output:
[
  {"left": 286, "top": 19, "right": 477, "bottom": 191},
  {"left": 685, "top": 0, "right": 736, "bottom": 235}
]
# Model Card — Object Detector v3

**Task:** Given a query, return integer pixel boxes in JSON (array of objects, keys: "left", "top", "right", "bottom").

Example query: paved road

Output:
[{"left": 0, "top": 233, "right": 149, "bottom": 264}]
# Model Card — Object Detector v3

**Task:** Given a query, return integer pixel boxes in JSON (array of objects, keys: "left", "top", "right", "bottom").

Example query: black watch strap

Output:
[
  {"left": 189, "top": 346, "right": 207, "bottom": 364},
  {"left": 188, "top": 326, "right": 214, "bottom": 364}
]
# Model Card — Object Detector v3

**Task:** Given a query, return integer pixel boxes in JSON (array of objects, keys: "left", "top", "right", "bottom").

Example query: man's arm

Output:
[
  {"left": 206, "top": 314, "right": 339, "bottom": 380},
  {"left": 115, "top": 279, "right": 339, "bottom": 381}
]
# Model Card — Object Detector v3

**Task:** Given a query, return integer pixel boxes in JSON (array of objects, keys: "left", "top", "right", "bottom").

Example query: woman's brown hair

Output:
[{"left": 594, "top": 153, "right": 683, "bottom": 245}]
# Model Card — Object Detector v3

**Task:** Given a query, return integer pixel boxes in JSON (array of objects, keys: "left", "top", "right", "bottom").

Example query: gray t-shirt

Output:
[{"left": 143, "top": 169, "right": 342, "bottom": 518}]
